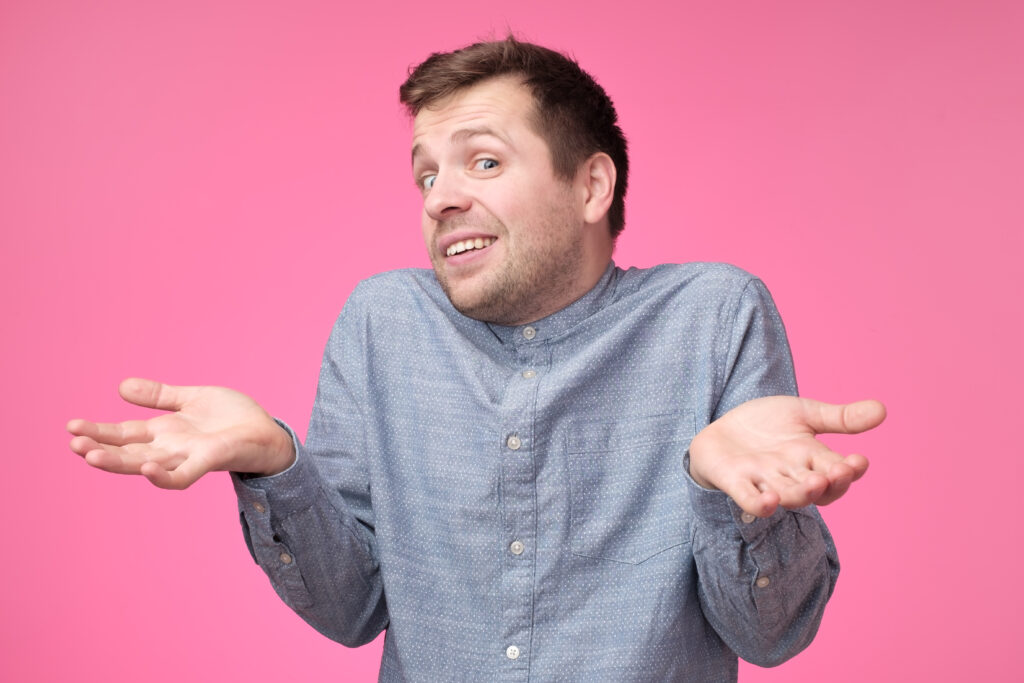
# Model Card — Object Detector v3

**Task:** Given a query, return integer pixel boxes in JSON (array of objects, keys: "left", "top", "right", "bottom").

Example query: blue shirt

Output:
[{"left": 233, "top": 262, "right": 838, "bottom": 682}]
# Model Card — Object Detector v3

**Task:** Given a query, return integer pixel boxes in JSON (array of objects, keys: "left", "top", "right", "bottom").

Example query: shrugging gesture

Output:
[
  {"left": 689, "top": 396, "right": 886, "bottom": 517},
  {"left": 68, "top": 378, "right": 295, "bottom": 489}
]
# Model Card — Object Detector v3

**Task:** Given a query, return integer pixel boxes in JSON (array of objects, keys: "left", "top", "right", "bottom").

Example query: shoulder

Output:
[
  {"left": 616, "top": 262, "right": 763, "bottom": 306},
  {"left": 347, "top": 268, "right": 442, "bottom": 305},
  {"left": 604, "top": 263, "right": 784, "bottom": 342},
  {"left": 329, "top": 267, "right": 469, "bottom": 340},
  {"left": 320, "top": 269, "right": 443, "bottom": 353},
  {"left": 336, "top": 268, "right": 450, "bottom": 320}
]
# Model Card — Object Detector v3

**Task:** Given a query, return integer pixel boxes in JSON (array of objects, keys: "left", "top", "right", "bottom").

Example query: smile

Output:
[{"left": 446, "top": 237, "right": 495, "bottom": 257}]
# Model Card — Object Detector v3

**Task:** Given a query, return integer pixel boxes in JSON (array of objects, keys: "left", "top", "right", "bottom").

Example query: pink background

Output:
[{"left": 2, "top": 0, "right": 1021, "bottom": 680}]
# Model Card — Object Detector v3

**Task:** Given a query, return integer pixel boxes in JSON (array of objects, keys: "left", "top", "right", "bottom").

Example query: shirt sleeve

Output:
[
  {"left": 231, "top": 286, "right": 388, "bottom": 647},
  {"left": 687, "top": 277, "right": 840, "bottom": 667}
]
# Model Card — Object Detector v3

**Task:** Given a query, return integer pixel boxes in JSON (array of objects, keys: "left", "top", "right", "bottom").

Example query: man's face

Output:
[{"left": 411, "top": 77, "right": 593, "bottom": 326}]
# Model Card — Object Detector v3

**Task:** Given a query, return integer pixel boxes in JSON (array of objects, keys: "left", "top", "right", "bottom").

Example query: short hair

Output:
[{"left": 400, "top": 37, "right": 629, "bottom": 239}]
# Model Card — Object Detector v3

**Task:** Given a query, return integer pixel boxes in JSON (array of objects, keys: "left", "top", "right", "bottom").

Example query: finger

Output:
[
  {"left": 769, "top": 470, "right": 830, "bottom": 509},
  {"left": 85, "top": 449, "right": 142, "bottom": 474},
  {"left": 71, "top": 437, "right": 148, "bottom": 474},
  {"left": 815, "top": 455, "right": 869, "bottom": 506},
  {"left": 815, "top": 461, "right": 856, "bottom": 506},
  {"left": 800, "top": 398, "right": 887, "bottom": 435},
  {"left": 69, "top": 434, "right": 102, "bottom": 458},
  {"left": 118, "top": 378, "right": 201, "bottom": 412},
  {"left": 69, "top": 434, "right": 116, "bottom": 461},
  {"left": 72, "top": 437, "right": 183, "bottom": 475},
  {"left": 141, "top": 458, "right": 208, "bottom": 490},
  {"left": 782, "top": 439, "right": 836, "bottom": 479},
  {"left": 66, "top": 418, "right": 152, "bottom": 446},
  {"left": 68, "top": 438, "right": 136, "bottom": 471},
  {"left": 807, "top": 450, "right": 867, "bottom": 483},
  {"left": 843, "top": 453, "right": 870, "bottom": 481},
  {"left": 66, "top": 419, "right": 91, "bottom": 436},
  {"left": 85, "top": 443, "right": 159, "bottom": 474},
  {"left": 756, "top": 489, "right": 780, "bottom": 518},
  {"left": 727, "top": 477, "right": 780, "bottom": 518}
]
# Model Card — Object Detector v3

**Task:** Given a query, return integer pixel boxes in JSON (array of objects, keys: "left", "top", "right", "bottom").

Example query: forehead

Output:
[{"left": 411, "top": 77, "right": 537, "bottom": 154}]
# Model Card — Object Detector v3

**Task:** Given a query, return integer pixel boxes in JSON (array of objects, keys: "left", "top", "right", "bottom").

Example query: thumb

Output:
[
  {"left": 800, "top": 398, "right": 887, "bottom": 435},
  {"left": 119, "top": 378, "right": 199, "bottom": 412}
]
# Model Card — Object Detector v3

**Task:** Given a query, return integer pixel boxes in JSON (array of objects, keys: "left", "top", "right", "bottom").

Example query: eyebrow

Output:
[{"left": 411, "top": 126, "right": 512, "bottom": 165}]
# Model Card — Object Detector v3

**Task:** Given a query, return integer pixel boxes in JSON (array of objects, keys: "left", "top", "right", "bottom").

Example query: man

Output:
[{"left": 69, "top": 38, "right": 885, "bottom": 681}]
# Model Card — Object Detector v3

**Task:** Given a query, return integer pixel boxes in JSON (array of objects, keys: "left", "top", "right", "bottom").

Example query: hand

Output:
[
  {"left": 68, "top": 378, "right": 296, "bottom": 490},
  {"left": 688, "top": 396, "right": 886, "bottom": 517}
]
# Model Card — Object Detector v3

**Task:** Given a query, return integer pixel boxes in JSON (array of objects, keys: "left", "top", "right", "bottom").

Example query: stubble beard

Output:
[{"left": 431, "top": 211, "right": 585, "bottom": 326}]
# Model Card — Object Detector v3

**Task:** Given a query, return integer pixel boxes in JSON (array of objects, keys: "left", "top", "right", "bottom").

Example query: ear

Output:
[{"left": 578, "top": 152, "right": 616, "bottom": 225}]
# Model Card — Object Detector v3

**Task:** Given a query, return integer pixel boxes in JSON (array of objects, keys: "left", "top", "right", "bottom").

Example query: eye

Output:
[
  {"left": 474, "top": 158, "right": 499, "bottom": 171},
  {"left": 421, "top": 174, "right": 437, "bottom": 190}
]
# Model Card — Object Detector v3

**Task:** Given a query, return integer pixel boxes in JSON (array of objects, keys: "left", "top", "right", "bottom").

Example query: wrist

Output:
[
  {"left": 237, "top": 419, "right": 296, "bottom": 478},
  {"left": 687, "top": 432, "right": 718, "bottom": 491},
  {"left": 260, "top": 422, "right": 296, "bottom": 476}
]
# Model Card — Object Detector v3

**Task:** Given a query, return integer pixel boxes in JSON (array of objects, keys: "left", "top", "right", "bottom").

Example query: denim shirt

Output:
[{"left": 233, "top": 262, "right": 838, "bottom": 682}]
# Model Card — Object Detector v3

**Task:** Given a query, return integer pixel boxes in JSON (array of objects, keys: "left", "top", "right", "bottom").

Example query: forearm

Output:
[
  {"left": 233, "top": 427, "right": 387, "bottom": 647},
  {"left": 686, "top": 456, "right": 839, "bottom": 667}
]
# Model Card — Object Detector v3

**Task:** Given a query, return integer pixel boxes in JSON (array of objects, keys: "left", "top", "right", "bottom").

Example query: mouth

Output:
[{"left": 445, "top": 237, "right": 495, "bottom": 257}]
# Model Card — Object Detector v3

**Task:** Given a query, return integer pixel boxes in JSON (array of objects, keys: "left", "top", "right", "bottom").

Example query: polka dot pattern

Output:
[{"left": 233, "top": 262, "right": 839, "bottom": 681}]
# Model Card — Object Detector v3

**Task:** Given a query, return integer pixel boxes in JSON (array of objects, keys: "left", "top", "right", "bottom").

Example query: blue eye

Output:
[
  {"left": 422, "top": 175, "right": 437, "bottom": 190},
  {"left": 476, "top": 158, "right": 499, "bottom": 171}
]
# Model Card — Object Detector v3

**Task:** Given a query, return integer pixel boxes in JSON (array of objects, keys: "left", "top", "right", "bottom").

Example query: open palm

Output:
[
  {"left": 688, "top": 396, "right": 886, "bottom": 516},
  {"left": 68, "top": 378, "right": 294, "bottom": 489}
]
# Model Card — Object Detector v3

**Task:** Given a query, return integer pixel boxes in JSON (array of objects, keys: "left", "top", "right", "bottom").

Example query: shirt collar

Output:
[{"left": 485, "top": 261, "right": 620, "bottom": 345}]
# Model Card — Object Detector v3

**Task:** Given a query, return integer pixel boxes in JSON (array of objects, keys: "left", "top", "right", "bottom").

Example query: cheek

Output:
[{"left": 421, "top": 213, "right": 435, "bottom": 245}]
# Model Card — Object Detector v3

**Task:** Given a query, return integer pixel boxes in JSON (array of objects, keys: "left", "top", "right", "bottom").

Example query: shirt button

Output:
[
  {"left": 740, "top": 512, "right": 756, "bottom": 524},
  {"left": 252, "top": 502, "right": 266, "bottom": 513},
  {"left": 506, "top": 435, "right": 522, "bottom": 450},
  {"left": 509, "top": 540, "right": 525, "bottom": 555},
  {"left": 521, "top": 369, "right": 537, "bottom": 379},
  {"left": 506, "top": 645, "right": 520, "bottom": 660},
  {"left": 279, "top": 552, "right": 293, "bottom": 565},
  {"left": 522, "top": 326, "right": 536, "bottom": 340},
  {"left": 756, "top": 576, "right": 771, "bottom": 588}
]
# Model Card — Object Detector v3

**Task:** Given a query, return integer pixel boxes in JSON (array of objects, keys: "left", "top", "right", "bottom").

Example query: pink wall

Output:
[{"left": 2, "top": 0, "right": 1021, "bottom": 680}]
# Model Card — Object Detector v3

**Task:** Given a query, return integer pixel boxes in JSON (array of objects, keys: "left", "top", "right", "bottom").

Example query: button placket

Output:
[{"left": 497, "top": 344, "right": 545, "bottom": 670}]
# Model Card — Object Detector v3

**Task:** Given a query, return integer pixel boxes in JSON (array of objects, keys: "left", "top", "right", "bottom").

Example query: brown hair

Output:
[{"left": 400, "top": 37, "right": 629, "bottom": 238}]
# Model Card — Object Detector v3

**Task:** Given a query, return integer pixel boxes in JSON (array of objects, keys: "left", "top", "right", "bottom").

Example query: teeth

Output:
[{"left": 446, "top": 238, "right": 494, "bottom": 256}]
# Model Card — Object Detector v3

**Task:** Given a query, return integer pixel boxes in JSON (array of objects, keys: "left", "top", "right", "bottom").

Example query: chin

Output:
[
  {"left": 449, "top": 294, "right": 490, "bottom": 320},
  {"left": 446, "top": 290, "right": 503, "bottom": 323}
]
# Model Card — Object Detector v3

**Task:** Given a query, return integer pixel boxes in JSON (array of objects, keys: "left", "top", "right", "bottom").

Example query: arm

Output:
[
  {"left": 232, "top": 294, "right": 387, "bottom": 646},
  {"left": 684, "top": 278, "right": 885, "bottom": 666},
  {"left": 232, "top": 426, "right": 387, "bottom": 646},
  {"left": 68, "top": 306, "right": 389, "bottom": 645}
]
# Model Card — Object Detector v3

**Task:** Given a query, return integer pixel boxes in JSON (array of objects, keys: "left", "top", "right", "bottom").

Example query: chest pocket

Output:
[{"left": 566, "top": 411, "right": 695, "bottom": 565}]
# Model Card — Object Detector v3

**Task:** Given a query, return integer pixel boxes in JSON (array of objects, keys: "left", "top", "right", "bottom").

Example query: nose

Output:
[{"left": 424, "top": 171, "right": 471, "bottom": 221}]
